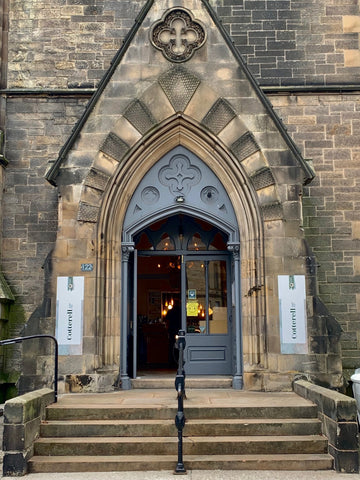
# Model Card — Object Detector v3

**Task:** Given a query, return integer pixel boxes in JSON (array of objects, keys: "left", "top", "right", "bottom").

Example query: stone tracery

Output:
[{"left": 151, "top": 8, "right": 206, "bottom": 62}]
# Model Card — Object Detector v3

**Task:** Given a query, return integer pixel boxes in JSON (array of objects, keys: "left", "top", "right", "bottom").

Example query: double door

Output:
[{"left": 133, "top": 252, "right": 232, "bottom": 376}]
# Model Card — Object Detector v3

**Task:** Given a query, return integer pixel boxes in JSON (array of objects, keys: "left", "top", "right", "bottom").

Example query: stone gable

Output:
[{"left": 0, "top": 0, "right": 359, "bottom": 396}]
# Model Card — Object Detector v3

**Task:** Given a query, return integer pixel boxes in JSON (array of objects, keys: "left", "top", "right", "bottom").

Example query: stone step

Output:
[
  {"left": 46, "top": 404, "right": 318, "bottom": 421},
  {"left": 40, "top": 417, "right": 322, "bottom": 438},
  {"left": 34, "top": 435, "right": 328, "bottom": 456},
  {"left": 28, "top": 390, "right": 333, "bottom": 474},
  {"left": 28, "top": 453, "right": 334, "bottom": 473},
  {"left": 132, "top": 376, "right": 233, "bottom": 389}
]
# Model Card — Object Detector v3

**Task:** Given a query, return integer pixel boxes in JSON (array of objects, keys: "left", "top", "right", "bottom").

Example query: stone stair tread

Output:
[
  {"left": 43, "top": 418, "right": 174, "bottom": 425},
  {"left": 35, "top": 434, "right": 327, "bottom": 444},
  {"left": 29, "top": 453, "right": 333, "bottom": 462},
  {"left": 28, "top": 453, "right": 334, "bottom": 472},
  {"left": 45, "top": 405, "right": 318, "bottom": 421},
  {"left": 43, "top": 417, "right": 319, "bottom": 425},
  {"left": 40, "top": 416, "right": 321, "bottom": 438},
  {"left": 189, "top": 418, "right": 319, "bottom": 424}
]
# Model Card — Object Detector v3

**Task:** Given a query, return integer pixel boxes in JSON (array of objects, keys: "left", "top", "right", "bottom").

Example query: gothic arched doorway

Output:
[
  {"left": 134, "top": 214, "right": 232, "bottom": 376},
  {"left": 120, "top": 146, "right": 242, "bottom": 388}
]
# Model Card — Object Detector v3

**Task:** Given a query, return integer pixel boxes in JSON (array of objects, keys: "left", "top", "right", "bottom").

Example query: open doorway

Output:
[
  {"left": 136, "top": 254, "right": 181, "bottom": 373},
  {"left": 130, "top": 214, "right": 233, "bottom": 378}
]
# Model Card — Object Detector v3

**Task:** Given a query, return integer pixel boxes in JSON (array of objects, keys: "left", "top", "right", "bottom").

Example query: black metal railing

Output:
[
  {"left": 174, "top": 329, "right": 186, "bottom": 474},
  {"left": 0, "top": 334, "right": 58, "bottom": 402}
]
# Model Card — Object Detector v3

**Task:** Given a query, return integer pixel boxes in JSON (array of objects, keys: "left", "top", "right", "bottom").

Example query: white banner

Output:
[
  {"left": 56, "top": 276, "right": 84, "bottom": 355},
  {"left": 278, "top": 275, "right": 307, "bottom": 354}
]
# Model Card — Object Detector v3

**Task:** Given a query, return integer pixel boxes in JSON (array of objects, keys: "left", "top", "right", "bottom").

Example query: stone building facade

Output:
[{"left": 0, "top": 0, "right": 359, "bottom": 398}]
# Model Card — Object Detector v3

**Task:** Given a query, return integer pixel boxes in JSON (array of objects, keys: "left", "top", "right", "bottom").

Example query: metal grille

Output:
[
  {"left": 159, "top": 66, "right": 201, "bottom": 112},
  {"left": 84, "top": 168, "right": 110, "bottom": 192},
  {"left": 251, "top": 167, "right": 275, "bottom": 190},
  {"left": 231, "top": 131, "right": 260, "bottom": 161},
  {"left": 202, "top": 98, "right": 236, "bottom": 135},
  {"left": 123, "top": 100, "right": 156, "bottom": 135},
  {"left": 99, "top": 132, "right": 129, "bottom": 162},
  {"left": 77, "top": 202, "right": 100, "bottom": 223}
]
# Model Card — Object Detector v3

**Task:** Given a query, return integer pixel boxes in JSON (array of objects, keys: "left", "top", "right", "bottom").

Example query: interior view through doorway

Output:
[{"left": 131, "top": 214, "right": 232, "bottom": 378}]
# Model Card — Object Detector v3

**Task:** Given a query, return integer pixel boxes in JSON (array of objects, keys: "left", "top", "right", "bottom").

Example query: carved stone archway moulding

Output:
[
  {"left": 68, "top": 65, "right": 303, "bottom": 386},
  {"left": 77, "top": 66, "right": 283, "bottom": 227},
  {"left": 95, "top": 116, "right": 266, "bottom": 373}
]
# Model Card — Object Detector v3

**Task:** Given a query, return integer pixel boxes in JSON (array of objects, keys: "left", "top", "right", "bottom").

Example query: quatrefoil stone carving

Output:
[
  {"left": 158, "top": 153, "right": 201, "bottom": 196},
  {"left": 151, "top": 8, "right": 207, "bottom": 63}
]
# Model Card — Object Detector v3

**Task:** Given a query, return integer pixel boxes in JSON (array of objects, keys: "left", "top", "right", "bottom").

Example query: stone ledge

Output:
[
  {"left": 294, "top": 379, "right": 359, "bottom": 473},
  {"left": 294, "top": 379, "right": 357, "bottom": 421},
  {"left": 3, "top": 388, "right": 55, "bottom": 476}
]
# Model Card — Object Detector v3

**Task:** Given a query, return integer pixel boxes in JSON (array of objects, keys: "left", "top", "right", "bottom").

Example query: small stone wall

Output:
[
  {"left": 294, "top": 379, "right": 359, "bottom": 473},
  {"left": 2, "top": 388, "right": 54, "bottom": 476}
]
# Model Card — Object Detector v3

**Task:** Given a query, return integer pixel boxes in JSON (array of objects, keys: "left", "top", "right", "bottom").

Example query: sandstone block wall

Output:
[
  {"left": 270, "top": 92, "right": 360, "bottom": 383},
  {"left": 217, "top": 0, "right": 360, "bottom": 86},
  {"left": 1, "top": 0, "right": 360, "bottom": 390}
]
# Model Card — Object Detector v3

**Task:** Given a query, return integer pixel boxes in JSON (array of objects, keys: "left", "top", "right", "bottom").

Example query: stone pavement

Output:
[
  {"left": 5, "top": 470, "right": 360, "bottom": 479},
  {"left": 46, "top": 388, "right": 320, "bottom": 409}
]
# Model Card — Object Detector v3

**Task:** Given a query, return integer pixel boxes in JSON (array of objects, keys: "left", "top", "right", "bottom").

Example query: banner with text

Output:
[
  {"left": 56, "top": 276, "right": 84, "bottom": 355},
  {"left": 278, "top": 275, "right": 307, "bottom": 354}
]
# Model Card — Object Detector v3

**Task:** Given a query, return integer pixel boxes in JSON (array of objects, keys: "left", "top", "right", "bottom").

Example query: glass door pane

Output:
[
  {"left": 186, "top": 260, "right": 206, "bottom": 334},
  {"left": 184, "top": 257, "right": 228, "bottom": 335},
  {"left": 208, "top": 260, "right": 227, "bottom": 334}
]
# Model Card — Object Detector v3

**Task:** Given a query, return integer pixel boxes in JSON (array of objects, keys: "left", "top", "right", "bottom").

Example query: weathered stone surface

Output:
[
  {"left": 294, "top": 380, "right": 357, "bottom": 421},
  {"left": 2, "top": 0, "right": 360, "bottom": 396},
  {"left": 294, "top": 380, "right": 359, "bottom": 473},
  {"left": 3, "top": 388, "right": 55, "bottom": 476},
  {"left": 4, "top": 388, "right": 54, "bottom": 424}
]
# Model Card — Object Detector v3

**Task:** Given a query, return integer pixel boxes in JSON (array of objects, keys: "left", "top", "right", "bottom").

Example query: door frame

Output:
[
  {"left": 133, "top": 249, "right": 233, "bottom": 377},
  {"left": 119, "top": 146, "right": 243, "bottom": 389}
]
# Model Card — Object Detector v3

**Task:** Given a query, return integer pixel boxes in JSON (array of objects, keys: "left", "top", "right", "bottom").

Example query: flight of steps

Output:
[{"left": 28, "top": 395, "right": 333, "bottom": 473}]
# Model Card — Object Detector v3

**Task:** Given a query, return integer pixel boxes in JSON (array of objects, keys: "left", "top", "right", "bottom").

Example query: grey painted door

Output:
[{"left": 181, "top": 253, "right": 232, "bottom": 375}]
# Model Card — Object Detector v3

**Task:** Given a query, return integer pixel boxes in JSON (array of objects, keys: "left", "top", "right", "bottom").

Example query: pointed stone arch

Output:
[
  {"left": 50, "top": 64, "right": 313, "bottom": 389},
  {"left": 76, "top": 67, "right": 286, "bottom": 228},
  {"left": 95, "top": 114, "right": 267, "bottom": 378}
]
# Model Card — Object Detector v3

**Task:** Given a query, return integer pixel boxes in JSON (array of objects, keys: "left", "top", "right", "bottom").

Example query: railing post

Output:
[
  {"left": 174, "top": 329, "right": 186, "bottom": 475},
  {"left": 0, "top": 334, "right": 58, "bottom": 402}
]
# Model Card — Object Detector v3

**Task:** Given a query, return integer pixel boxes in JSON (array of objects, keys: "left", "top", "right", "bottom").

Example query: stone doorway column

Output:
[
  {"left": 228, "top": 242, "right": 243, "bottom": 389},
  {"left": 119, "top": 242, "right": 134, "bottom": 390}
]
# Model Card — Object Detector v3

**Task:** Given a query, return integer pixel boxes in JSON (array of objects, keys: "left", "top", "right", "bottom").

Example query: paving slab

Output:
[
  {"left": 6, "top": 470, "right": 360, "bottom": 479},
  {"left": 50, "top": 389, "right": 316, "bottom": 409}
]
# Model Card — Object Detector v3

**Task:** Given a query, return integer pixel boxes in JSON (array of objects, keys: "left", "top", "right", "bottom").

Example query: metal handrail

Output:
[
  {"left": 0, "top": 334, "right": 58, "bottom": 402},
  {"left": 174, "top": 329, "right": 186, "bottom": 474}
]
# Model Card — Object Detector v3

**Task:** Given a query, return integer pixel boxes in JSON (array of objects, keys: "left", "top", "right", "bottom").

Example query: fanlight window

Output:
[
  {"left": 156, "top": 234, "right": 175, "bottom": 251},
  {"left": 187, "top": 233, "right": 206, "bottom": 251},
  {"left": 134, "top": 215, "right": 228, "bottom": 251}
]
